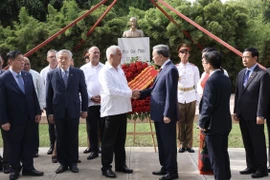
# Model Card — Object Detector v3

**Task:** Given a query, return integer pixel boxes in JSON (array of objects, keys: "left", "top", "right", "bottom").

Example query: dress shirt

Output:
[
  {"left": 40, "top": 65, "right": 56, "bottom": 86},
  {"left": 99, "top": 62, "right": 132, "bottom": 117},
  {"left": 29, "top": 69, "right": 46, "bottom": 109},
  {"left": 176, "top": 62, "right": 200, "bottom": 104},
  {"left": 10, "top": 68, "right": 24, "bottom": 87},
  {"left": 245, "top": 63, "right": 257, "bottom": 79},
  {"left": 80, "top": 62, "right": 104, "bottom": 107}
]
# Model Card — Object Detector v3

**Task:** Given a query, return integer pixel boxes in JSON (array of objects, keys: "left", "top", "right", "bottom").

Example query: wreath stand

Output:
[{"left": 127, "top": 119, "right": 157, "bottom": 152}]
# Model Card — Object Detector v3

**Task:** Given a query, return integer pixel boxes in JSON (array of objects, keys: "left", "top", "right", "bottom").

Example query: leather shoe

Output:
[
  {"left": 178, "top": 147, "right": 186, "bottom": 153},
  {"left": 268, "top": 167, "right": 270, "bottom": 173},
  {"left": 52, "top": 156, "right": 58, "bottom": 163},
  {"left": 47, "top": 147, "right": 53, "bottom": 155},
  {"left": 152, "top": 169, "right": 167, "bottom": 175},
  {"left": 102, "top": 169, "right": 116, "bottom": 178},
  {"left": 3, "top": 165, "right": 11, "bottom": 174},
  {"left": 159, "top": 172, "right": 179, "bottom": 180},
  {"left": 251, "top": 171, "right": 268, "bottom": 178},
  {"left": 87, "top": 152, "right": 99, "bottom": 160},
  {"left": 239, "top": 168, "right": 256, "bottom": 174},
  {"left": 187, "top": 148, "right": 195, "bottom": 153},
  {"left": 69, "top": 165, "right": 79, "bottom": 173},
  {"left": 22, "top": 169, "right": 44, "bottom": 176},
  {"left": 10, "top": 171, "right": 20, "bottom": 180},
  {"left": 115, "top": 166, "right": 133, "bottom": 173},
  {"left": 83, "top": 148, "right": 92, "bottom": 154},
  {"left": 55, "top": 165, "right": 68, "bottom": 174}
]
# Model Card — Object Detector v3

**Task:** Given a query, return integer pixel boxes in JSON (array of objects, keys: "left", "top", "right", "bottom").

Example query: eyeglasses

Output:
[
  {"left": 48, "top": 56, "right": 56, "bottom": 58},
  {"left": 178, "top": 49, "right": 189, "bottom": 54}
]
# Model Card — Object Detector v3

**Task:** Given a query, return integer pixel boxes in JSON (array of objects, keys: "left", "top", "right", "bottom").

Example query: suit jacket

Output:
[
  {"left": 140, "top": 60, "right": 179, "bottom": 122},
  {"left": 46, "top": 67, "right": 88, "bottom": 119},
  {"left": 0, "top": 70, "right": 41, "bottom": 126},
  {"left": 234, "top": 65, "right": 270, "bottom": 121},
  {"left": 199, "top": 70, "right": 232, "bottom": 135}
]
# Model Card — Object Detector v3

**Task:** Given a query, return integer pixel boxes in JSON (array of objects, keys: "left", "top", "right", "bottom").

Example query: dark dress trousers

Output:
[
  {"left": 234, "top": 65, "right": 270, "bottom": 173},
  {"left": 46, "top": 67, "right": 88, "bottom": 167},
  {"left": 0, "top": 70, "right": 41, "bottom": 172},
  {"left": 140, "top": 60, "right": 179, "bottom": 174},
  {"left": 199, "top": 71, "right": 232, "bottom": 180}
]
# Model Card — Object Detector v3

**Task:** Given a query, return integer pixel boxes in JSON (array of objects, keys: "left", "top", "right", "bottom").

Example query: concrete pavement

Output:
[{"left": 0, "top": 147, "right": 269, "bottom": 180}]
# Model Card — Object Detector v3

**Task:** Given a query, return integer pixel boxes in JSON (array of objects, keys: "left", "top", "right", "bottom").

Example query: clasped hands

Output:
[
  {"left": 132, "top": 90, "right": 140, "bottom": 99},
  {"left": 233, "top": 113, "right": 265, "bottom": 125}
]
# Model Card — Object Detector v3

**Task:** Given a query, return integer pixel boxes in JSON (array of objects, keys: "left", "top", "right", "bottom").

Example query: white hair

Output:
[
  {"left": 56, "top": 49, "right": 73, "bottom": 59},
  {"left": 106, "top": 45, "right": 121, "bottom": 60}
]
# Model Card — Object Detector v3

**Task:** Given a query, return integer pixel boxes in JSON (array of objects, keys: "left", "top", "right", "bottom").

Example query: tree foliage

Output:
[{"left": 0, "top": 0, "right": 270, "bottom": 90}]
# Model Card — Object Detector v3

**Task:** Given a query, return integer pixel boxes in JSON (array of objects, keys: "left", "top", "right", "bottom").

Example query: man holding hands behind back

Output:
[
  {"left": 46, "top": 49, "right": 88, "bottom": 174},
  {"left": 134, "top": 44, "right": 179, "bottom": 180}
]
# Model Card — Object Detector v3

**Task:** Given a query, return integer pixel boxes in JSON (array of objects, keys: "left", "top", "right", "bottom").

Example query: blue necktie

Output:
[
  {"left": 243, "top": 70, "right": 250, "bottom": 87},
  {"left": 63, "top": 70, "right": 68, "bottom": 88},
  {"left": 16, "top": 74, "right": 25, "bottom": 93}
]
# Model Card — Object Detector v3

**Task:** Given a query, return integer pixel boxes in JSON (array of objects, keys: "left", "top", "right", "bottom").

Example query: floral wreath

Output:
[{"left": 121, "top": 57, "right": 158, "bottom": 120}]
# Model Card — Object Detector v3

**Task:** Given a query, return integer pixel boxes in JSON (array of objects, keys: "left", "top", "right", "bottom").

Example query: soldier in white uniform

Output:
[{"left": 176, "top": 43, "right": 200, "bottom": 153}]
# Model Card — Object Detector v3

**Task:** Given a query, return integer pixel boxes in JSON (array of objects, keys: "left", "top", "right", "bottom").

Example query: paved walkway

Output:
[{"left": 0, "top": 147, "right": 269, "bottom": 180}]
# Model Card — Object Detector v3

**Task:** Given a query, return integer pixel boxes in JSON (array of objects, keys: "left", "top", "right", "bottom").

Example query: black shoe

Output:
[
  {"left": 77, "top": 159, "right": 82, "bottom": 163},
  {"left": 115, "top": 166, "right": 133, "bottom": 173},
  {"left": 178, "top": 147, "right": 186, "bottom": 153},
  {"left": 268, "top": 167, "right": 270, "bottom": 173},
  {"left": 47, "top": 147, "right": 53, "bottom": 155},
  {"left": 159, "top": 172, "right": 179, "bottom": 180},
  {"left": 187, "top": 148, "right": 195, "bottom": 153},
  {"left": 240, "top": 168, "right": 256, "bottom": 174},
  {"left": 10, "top": 171, "right": 20, "bottom": 180},
  {"left": 251, "top": 171, "right": 268, "bottom": 178},
  {"left": 33, "top": 153, "right": 39, "bottom": 158},
  {"left": 3, "top": 165, "right": 11, "bottom": 174},
  {"left": 22, "top": 169, "right": 44, "bottom": 176},
  {"left": 52, "top": 156, "right": 58, "bottom": 163},
  {"left": 69, "top": 165, "right": 79, "bottom": 173},
  {"left": 55, "top": 165, "right": 68, "bottom": 174},
  {"left": 87, "top": 152, "right": 99, "bottom": 160},
  {"left": 102, "top": 169, "right": 116, "bottom": 178},
  {"left": 83, "top": 148, "right": 92, "bottom": 154},
  {"left": 152, "top": 169, "right": 167, "bottom": 175}
]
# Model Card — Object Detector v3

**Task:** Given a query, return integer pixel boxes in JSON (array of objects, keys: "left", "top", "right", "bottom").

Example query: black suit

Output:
[
  {"left": 199, "top": 70, "right": 232, "bottom": 180},
  {"left": 0, "top": 69, "right": 10, "bottom": 168},
  {"left": 234, "top": 65, "right": 270, "bottom": 173},
  {"left": 266, "top": 68, "right": 270, "bottom": 168},
  {"left": 0, "top": 70, "right": 41, "bottom": 172},
  {"left": 46, "top": 67, "right": 88, "bottom": 167}
]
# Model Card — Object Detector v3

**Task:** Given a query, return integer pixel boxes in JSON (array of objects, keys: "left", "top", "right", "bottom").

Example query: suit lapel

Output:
[
  {"left": 67, "top": 67, "right": 73, "bottom": 88},
  {"left": 242, "top": 66, "right": 259, "bottom": 93},
  {"left": 7, "top": 71, "right": 24, "bottom": 94},
  {"left": 152, "top": 61, "right": 171, "bottom": 88},
  {"left": 57, "top": 68, "right": 65, "bottom": 87}
]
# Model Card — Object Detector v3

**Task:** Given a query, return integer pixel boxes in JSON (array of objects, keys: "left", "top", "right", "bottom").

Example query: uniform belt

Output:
[{"left": 178, "top": 87, "right": 194, "bottom": 92}]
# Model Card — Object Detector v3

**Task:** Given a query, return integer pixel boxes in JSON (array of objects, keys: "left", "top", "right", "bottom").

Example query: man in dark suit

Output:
[
  {"left": 234, "top": 47, "right": 270, "bottom": 178},
  {"left": 0, "top": 54, "right": 11, "bottom": 174},
  {"left": 135, "top": 44, "right": 179, "bottom": 180},
  {"left": 46, "top": 49, "right": 88, "bottom": 174},
  {"left": 0, "top": 50, "right": 43, "bottom": 180},
  {"left": 198, "top": 51, "right": 232, "bottom": 180},
  {"left": 266, "top": 68, "right": 270, "bottom": 173}
]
